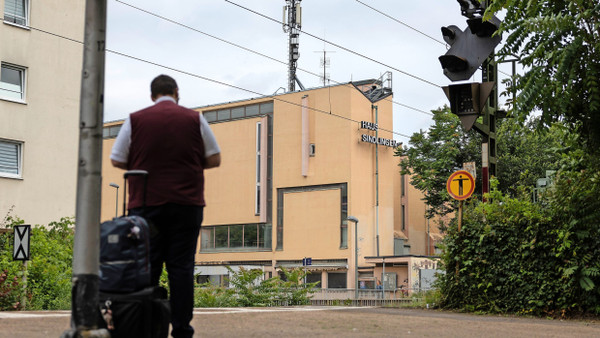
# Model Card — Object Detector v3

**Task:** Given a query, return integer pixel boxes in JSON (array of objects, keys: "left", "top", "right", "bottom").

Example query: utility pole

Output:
[
  {"left": 62, "top": 0, "right": 109, "bottom": 336},
  {"left": 283, "top": 0, "right": 302, "bottom": 92},
  {"left": 373, "top": 105, "right": 380, "bottom": 257}
]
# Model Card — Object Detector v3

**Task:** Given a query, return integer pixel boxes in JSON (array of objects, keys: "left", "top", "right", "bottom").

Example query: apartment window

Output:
[
  {"left": 0, "top": 139, "right": 22, "bottom": 178},
  {"left": 4, "top": 0, "right": 28, "bottom": 26},
  {"left": 0, "top": 63, "right": 26, "bottom": 102}
]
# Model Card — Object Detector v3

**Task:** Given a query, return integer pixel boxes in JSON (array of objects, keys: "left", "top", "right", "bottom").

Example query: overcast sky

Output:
[{"left": 103, "top": 0, "right": 511, "bottom": 141}]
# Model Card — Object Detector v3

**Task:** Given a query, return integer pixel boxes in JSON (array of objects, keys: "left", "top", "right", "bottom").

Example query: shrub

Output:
[
  {"left": 437, "top": 171, "right": 600, "bottom": 316},
  {"left": 194, "top": 266, "right": 317, "bottom": 307},
  {"left": 0, "top": 215, "right": 74, "bottom": 310}
]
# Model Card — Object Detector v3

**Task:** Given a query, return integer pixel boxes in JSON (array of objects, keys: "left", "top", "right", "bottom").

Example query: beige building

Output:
[
  {"left": 102, "top": 78, "right": 442, "bottom": 293},
  {"left": 0, "top": 0, "right": 84, "bottom": 225}
]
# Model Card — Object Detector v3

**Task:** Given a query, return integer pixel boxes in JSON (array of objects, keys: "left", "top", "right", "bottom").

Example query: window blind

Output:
[
  {"left": 4, "top": 0, "right": 26, "bottom": 25},
  {"left": 0, "top": 141, "right": 19, "bottom": 175}
]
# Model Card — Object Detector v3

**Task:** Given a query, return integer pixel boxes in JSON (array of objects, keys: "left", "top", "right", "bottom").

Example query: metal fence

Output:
[
  {"left": 309, "top": 298, "right": 419, "bottom": 306},
  {"left": 309, "top": 288, "right": 432, "bottom": 301}
]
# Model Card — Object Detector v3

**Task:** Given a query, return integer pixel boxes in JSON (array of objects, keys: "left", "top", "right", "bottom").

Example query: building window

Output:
[
  {"left": 306, "top": 272, "right": 321, "bottom": 288},
  {"left": 341, "top": 194, "right": 348, "bottom": 249},
  {"left": 0, "top": 63, "right": 26, "bottom": 102},
  {"left": 203, "top": 101, "right": 274, "bottom": 123},
  {"left": 196, "top": 274, "right": 228, "bottom": 287},
  {"left": 401, "top": 174, "right": 406, "bottom": 196},
  {"left": 255, "top": 122, "right": 261, "bottom": 214},
  {"left": 3, "top": 0, "right": 28, "bottom": 26},
  {"left": 246, "top": 105, "right": 258, "bottom": 116},
  {"left": 401, "top": 205, "right": 406, "bottom": 230},
  {"left": 203, "top": 111, "right": 217, "bottom": 122},
  {"left": 217, "top": 109, "right": 230, "bottom": 120},
  {"left": 0, "top": 139, "right": 22, "bottom": 178},
  {"left": 200, "top": 223, "right": 272, "bottom": 252},
  {"left": 102, "top": 125, "right": 122, "bottom": 139},
  {"left": 327, "top": 272, "right": 347, "bottom": 289}
]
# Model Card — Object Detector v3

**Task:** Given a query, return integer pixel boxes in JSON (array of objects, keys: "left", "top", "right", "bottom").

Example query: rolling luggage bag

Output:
[
  {"left": 99, "top": 285, "right": 170, "bottom": 338},
  {"left": 98, "top": 170, "right": 170, "bottom": 337},
  {"left": 99, "top": 170, "right": 151, "bottom": 293}
]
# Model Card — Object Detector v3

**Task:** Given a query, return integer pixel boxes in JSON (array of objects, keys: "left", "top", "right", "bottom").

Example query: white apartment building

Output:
[{"left": 1, "top": 1, "right": 85, "bottom": 225}]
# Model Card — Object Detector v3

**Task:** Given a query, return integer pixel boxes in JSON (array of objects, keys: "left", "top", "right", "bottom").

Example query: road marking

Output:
[
  {"left": 0, "top": 306, "right": 372, "bottom": 318},
  {"left": 0, "top": 311, "right": 71, "bottom": 319},
  {"left": 193, "top": 306, "right": 373, "bottom": 315}
]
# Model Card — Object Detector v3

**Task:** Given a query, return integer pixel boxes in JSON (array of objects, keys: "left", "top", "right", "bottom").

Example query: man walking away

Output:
[{"left": 110, "top": 74, "right": 221, "bottom": 337}]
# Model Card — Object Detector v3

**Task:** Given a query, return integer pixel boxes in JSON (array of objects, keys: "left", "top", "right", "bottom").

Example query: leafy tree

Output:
[
  {"left": 396, "top": 106, "right": 482, "bottom": 220},
  {"left": 496, "top": 117, "right": 566, "bottom": 196},
  {"left": 277, "top": 267, "right": 318, "bottom": 306},
  {"left": 397, "top": 107, "right": 566, "bottom": 221},
  {"left": 486, "top": 0, "right": 600, "bottom": 152}
]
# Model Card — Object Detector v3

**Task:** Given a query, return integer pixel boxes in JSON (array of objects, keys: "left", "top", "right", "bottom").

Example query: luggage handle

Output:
[{"left": 122, "top": 170, "right": 149, "bottom": 216}]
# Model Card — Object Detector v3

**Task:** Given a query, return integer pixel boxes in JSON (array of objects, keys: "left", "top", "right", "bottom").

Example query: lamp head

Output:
[{"left": 347, "top": 216, "right": 359, "bottom": 223}]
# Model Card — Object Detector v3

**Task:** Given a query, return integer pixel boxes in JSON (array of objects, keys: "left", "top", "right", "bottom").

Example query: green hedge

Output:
[
  {"left": 437, "top": 170, "right": 600, "bottom": 316},
  {"left": 0, "top": 216, "right": 74, "bottom": 311}
]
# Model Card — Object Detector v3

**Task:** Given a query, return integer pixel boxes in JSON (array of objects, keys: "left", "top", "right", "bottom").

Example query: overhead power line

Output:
[
  {"left": 356, "top": 0, "right": 512, "bottom": 80},
  {"left": 114, "top": 0, "right": 433, "bottom": 117},
  {"left": 355, "top": 0, "right": 446, "bottom": 46},
  {"left": 25, "top": 24, "right": 413, "bottom": 139},
  {"left": 223, "top": 0, "right": 442, "bottom": 89}
]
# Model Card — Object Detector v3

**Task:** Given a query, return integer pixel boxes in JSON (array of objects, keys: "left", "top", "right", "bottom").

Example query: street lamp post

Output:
[
  {"left": 347, "top": 216, "right": 359, "bottom": 299},
  {"left": 109, "top": 183, "right": 119, "bottom": 218}
]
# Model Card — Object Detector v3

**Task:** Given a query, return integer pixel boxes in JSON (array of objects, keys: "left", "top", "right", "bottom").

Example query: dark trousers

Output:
[{"left": 130, "top": 204, "right": 203, "bottom": 338}]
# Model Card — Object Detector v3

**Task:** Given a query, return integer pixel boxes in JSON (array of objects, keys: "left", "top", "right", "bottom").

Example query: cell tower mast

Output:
[{"left": 283, "top": 0, "right": 302, "bottom": 92}]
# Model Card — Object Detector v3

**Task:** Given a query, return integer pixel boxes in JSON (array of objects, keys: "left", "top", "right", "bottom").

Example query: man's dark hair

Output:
[{"left": 151, "top": 75, "right": 178, "bottom": 98}]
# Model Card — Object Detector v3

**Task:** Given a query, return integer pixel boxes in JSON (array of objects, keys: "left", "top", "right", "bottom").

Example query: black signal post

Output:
[{"left": 439, "top": 0, "right": 502, "bottom": 199}]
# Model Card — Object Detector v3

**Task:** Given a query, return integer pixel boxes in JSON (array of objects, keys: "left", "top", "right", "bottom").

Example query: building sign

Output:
[{"left": 359, "top": 121, "right": 401, "bottom": 148}]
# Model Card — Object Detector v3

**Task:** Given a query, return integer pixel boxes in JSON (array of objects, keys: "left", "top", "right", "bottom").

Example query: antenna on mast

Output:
[
  {"left": 283, "top": 0, "right": 302, "bottom": 92},
  {"left": 314, "top": 47, "right": 335, "bottom": 86}
]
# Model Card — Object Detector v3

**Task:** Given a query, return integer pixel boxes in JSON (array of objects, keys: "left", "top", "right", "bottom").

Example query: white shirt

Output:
[{"left": 110, "top": 96, "right": 221, "bottom": 163}]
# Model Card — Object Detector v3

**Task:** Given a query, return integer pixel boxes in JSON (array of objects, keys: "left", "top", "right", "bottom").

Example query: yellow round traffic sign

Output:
[{"left": 446, "top": 170, "right": 475, "bottom": 200}]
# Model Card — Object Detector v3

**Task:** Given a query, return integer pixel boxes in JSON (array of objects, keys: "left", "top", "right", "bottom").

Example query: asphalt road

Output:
[{"left": 1, "top": 307, "right": 599, "bottom": 337}]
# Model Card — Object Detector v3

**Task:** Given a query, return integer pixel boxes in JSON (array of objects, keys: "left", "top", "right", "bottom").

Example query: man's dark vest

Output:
[{"left": 127, "top": 100, "right": 205, "bottom": 209}]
